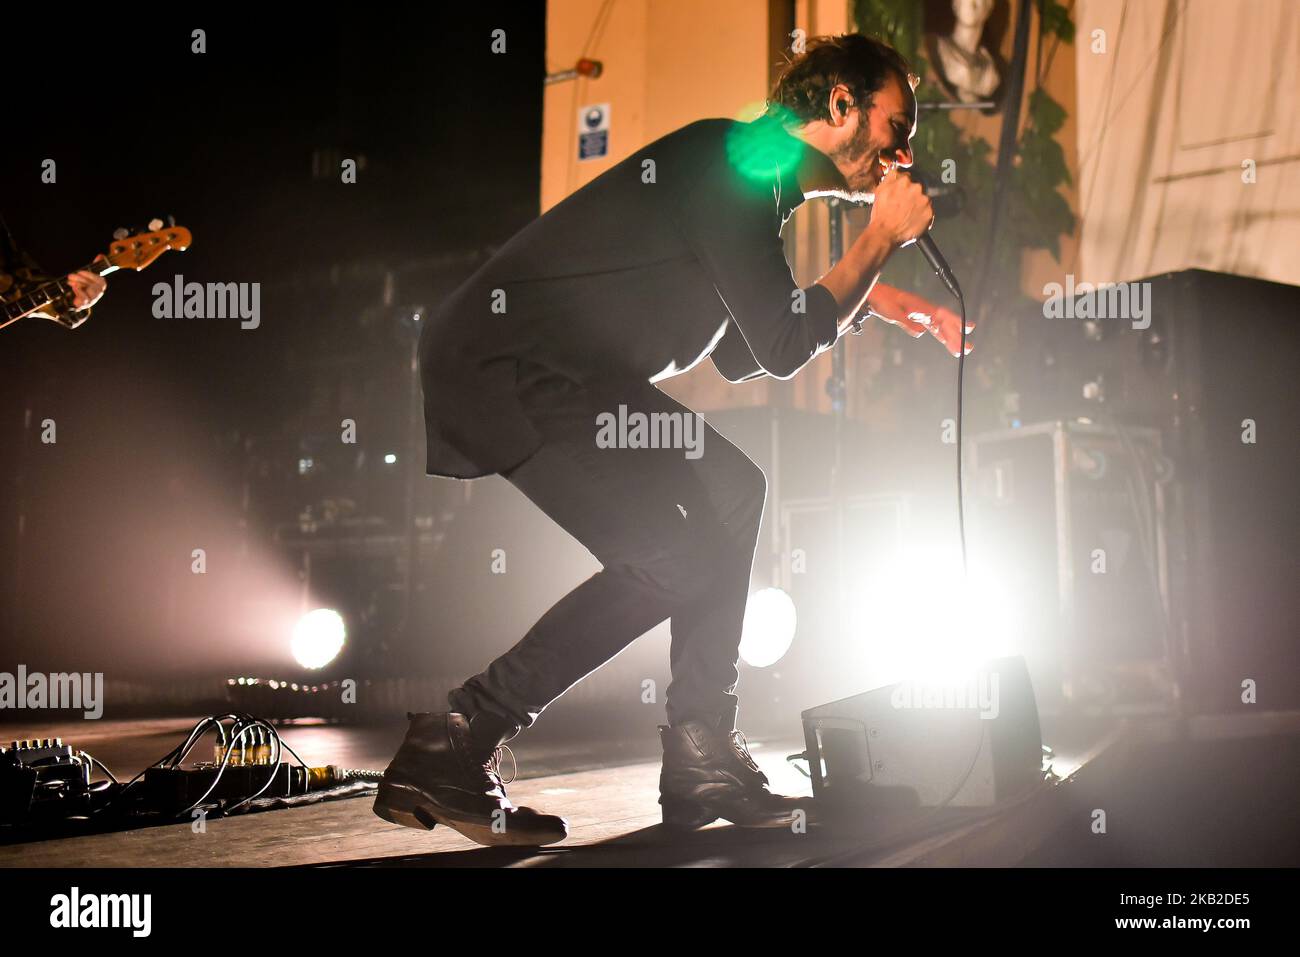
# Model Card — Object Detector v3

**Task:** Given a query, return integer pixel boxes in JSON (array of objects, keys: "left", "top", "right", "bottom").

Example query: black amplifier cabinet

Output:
[{"left": 1017, "top": 270, "right": 1300, "bottom": 712}]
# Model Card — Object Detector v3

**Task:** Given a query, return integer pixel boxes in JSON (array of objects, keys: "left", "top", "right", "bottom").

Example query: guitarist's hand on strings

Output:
[{"left": 67, "top": 255, "right": 107, "bottom": 310}]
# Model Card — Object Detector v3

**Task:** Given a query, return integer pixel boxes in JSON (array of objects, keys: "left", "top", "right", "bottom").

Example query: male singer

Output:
[{"left": 375, "top": 33, "right": 971, "bottom": 846}]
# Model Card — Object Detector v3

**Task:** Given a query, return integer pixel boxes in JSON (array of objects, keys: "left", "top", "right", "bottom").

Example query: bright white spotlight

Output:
[
  {"left": 291, "top": 608, "right": 346, "bottom": 669},
  {"left": 847, "top": 546, "right": 1014, "bottom": 688},
  {"left": 739, "top": 587, "right": 797, "bottom": 667}
]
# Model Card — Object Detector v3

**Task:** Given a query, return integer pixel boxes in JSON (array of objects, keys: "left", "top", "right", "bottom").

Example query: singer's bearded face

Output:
[{"left": 829, "top": 72, "right": 917, "bottom": 202}]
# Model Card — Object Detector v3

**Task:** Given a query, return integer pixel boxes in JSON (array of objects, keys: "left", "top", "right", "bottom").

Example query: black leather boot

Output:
[
  {"left": 659, "top": 716, "right": 812, "bottom": 830},
  {"left": 373, "top": 711, "right": 568, "bottom": 847}
]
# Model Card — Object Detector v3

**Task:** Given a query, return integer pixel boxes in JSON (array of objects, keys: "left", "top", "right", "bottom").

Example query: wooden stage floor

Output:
[{"left": 0, "top": 712, "right": 1130, "bottom": 868}]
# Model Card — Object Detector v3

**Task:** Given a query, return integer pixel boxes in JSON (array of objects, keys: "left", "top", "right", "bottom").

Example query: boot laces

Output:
[
  {"left": 730, "top": 730, "right": 762, "bottom": 775},
  {"left": 482, "top": 743, "right": 517, "bottom": 786}
]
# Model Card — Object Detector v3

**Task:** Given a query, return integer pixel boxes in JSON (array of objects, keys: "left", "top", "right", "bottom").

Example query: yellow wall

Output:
[{"left": 542, "top": 0, "right": 772, "bottom": 213}]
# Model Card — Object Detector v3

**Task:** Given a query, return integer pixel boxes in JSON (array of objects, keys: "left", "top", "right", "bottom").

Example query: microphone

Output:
[
  {"left": 904, "top": 170, "right": 962, "bottom": 301},
  {"left": 916, "top": 233, "right": 962, "bottom": 301}
]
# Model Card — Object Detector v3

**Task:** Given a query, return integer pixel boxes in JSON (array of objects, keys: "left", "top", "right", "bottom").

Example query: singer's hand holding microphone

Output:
[
  {"left": 869, "top": 165, "right": 934, "bottom": 248},
  {"left": 865, "top": 167, "right": 973, "bottom": 357}
]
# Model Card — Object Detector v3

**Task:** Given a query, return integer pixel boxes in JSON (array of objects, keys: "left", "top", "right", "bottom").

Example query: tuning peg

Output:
[
  {"left": 166, "top": 214, "right": 176, "bottom": 228},
  {"left": 113, "top": 227, "right": 129, "bottom": 240},
  {"left": 148, "top": 218, "right": 163, "bottom": 232}
]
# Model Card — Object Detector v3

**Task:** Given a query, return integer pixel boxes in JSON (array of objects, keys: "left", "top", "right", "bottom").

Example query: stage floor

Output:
[
  {"left": 0, "top": 713, "right": 1124, "bottom": 867},
  {"left": 6, "top": 710, "right": 1298, "bottom": 867}
]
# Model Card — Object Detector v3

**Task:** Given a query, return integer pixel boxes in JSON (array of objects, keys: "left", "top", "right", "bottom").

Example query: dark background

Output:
[{"left": 0, "top": 9, "right": 547, "bottom": 678}]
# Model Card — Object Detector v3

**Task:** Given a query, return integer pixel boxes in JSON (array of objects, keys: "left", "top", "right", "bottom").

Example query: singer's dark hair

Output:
[{"left": 766, "top": 33, "right": 912, "bottom": 125}]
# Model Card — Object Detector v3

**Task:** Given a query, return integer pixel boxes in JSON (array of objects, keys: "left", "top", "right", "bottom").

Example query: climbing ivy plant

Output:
[{"left": 852, "top": 0, "right": 1076, "bottom": 317}]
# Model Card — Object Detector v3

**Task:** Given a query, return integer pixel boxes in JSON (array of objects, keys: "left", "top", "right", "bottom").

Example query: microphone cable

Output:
[{"left": 955, "top": 289, "right": 968, "bottom": 577}]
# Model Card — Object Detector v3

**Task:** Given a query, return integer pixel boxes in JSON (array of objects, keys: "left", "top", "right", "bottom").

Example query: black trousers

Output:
[{"left": 447, "top": 366, "right": 766, "bottom": 733}]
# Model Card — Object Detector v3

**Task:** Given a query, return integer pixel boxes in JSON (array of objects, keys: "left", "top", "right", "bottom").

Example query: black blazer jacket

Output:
[{"left": 419, "top": 113, "right": 841, "bottom": 479}]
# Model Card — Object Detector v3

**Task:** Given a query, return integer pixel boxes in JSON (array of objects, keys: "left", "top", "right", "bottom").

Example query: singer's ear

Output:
[{"left": 827, "top": 83, "right": 855, "bottom": 123}]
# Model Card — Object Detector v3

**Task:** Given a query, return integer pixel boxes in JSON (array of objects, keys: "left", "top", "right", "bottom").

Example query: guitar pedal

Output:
[{"left": 0, "top": 738, "right": 93, "bottom": 824}]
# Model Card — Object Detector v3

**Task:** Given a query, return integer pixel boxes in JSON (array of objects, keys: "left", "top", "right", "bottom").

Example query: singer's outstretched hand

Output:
[{"left": 867, "top": 282, "right": 974, "bottom": 357}]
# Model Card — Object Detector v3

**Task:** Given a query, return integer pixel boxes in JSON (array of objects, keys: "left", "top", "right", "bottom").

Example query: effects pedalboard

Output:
[
  {"left": 142, "top": 761, "right": 347, "bottom": 810},
  {"left": 1, "top": 721, "right": 384, "bottom": 826}
]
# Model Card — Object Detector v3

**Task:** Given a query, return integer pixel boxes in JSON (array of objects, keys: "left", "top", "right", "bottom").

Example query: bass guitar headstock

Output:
[{"left": 103, "top": 218, "right": 193, "bottom": 273}]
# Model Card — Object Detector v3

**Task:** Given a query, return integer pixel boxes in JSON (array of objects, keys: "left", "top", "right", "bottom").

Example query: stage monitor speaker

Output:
[{"left": 800, "top": 656, "right": 1043, "bottom": 810}]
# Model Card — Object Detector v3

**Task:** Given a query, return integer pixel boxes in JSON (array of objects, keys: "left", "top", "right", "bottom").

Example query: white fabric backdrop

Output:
[{"left": 1074, "top": 0, "right": 1299, "bottom": 287}]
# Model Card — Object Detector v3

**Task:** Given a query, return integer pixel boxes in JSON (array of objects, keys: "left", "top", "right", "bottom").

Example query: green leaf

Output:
[
  {"left": 853, "top": 0, "right": 923, "bottom": 61},
  {"left": 1029, "top": 88, "right": 1067, "bottom": 136},
  {"left": 1036, "top": 0, "right": 1076, "bottom": 43}
]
